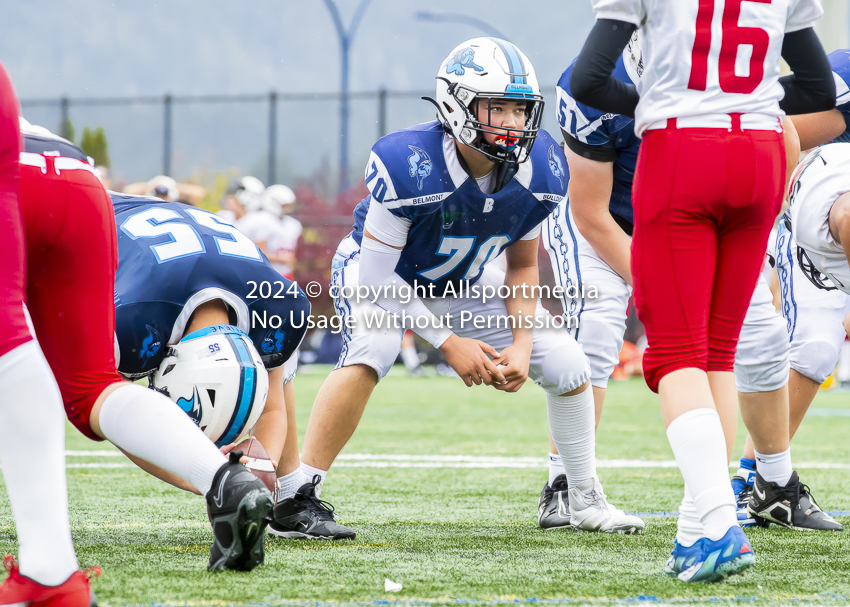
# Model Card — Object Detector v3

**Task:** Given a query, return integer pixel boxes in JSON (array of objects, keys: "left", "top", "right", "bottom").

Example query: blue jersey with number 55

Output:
[
  {"left": 349, "top": 121, "right": 565, "bottom": 292},
  {"left": 112, "top": 194, "right": 309, "bottom": 378}
]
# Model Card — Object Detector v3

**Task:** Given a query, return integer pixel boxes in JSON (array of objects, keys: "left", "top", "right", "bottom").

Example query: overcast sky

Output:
[{"left": 3, "top": 1, "right": 847, "bottom": 186}]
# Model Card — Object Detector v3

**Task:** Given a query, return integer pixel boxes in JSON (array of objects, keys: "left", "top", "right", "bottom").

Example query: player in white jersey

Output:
[
  {"left": 259, "top": 184, "right": 302, "bottom": 280},
  {"left": 541, "top": 35, "right": 835, "bottom": 535},
  {"left": 786, "top": 141, "right": 850, "bottom": 332},
  {"left": 571, "top": 0, "right": 835, "bottom": 583}
]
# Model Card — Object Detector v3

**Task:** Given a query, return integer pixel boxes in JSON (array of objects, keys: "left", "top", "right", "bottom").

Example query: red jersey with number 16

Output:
[{"left": 591, "top": 0, "right": 823, "bottom": 135}]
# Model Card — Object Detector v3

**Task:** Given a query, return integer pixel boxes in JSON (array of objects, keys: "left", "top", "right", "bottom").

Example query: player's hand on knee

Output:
[
  {"left": 844, "top": 312, "right": 850, "bottom": 338},
  {"left": 439, "top": 334, "right": 505, "bottom": 387},
  {"left": 491, "top": 344, "right": 531, "bottom": 392}
]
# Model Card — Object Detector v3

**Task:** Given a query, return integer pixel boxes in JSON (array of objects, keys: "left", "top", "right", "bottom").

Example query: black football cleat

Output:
[
  {"left": 538, "top": 474, "right": 571, "bottom": 530},
  {"left": 747, "top": 470, "right": 843, "bottom": 531},
  {"left": 206, "top": 450, "right": 275, "bottom": 571},
  {"left": 268, "top": 475, "right": 356, "bottom": 540}
]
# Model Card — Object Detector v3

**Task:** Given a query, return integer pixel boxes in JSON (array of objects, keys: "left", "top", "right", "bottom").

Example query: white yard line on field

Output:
[{"left": 63, "top": 452, "right": 850, "bottom": 470}]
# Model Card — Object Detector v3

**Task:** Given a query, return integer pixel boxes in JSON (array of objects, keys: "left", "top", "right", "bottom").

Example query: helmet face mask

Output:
[
  {"left": 797, "top": 247, "right": 837, "bottom": 291},
  {"left": 430, "top": 38, "right": 545, "bottom": 166}
]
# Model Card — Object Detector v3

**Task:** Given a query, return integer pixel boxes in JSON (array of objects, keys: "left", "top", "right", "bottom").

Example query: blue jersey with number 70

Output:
[
  {"left": 349, "top": 121, "right": 566, "bottom": 292},
  {"left": 112, "top": 194, "right": 309, "bottom": 378}
]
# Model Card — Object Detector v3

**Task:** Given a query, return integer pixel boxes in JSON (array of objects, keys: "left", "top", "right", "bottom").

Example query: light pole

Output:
[
  {"left": 324, "top": 0, "right": 373, "bottom": 194},
  {"left": 413, "top": 10, "right": 509, "bottom": 41}
]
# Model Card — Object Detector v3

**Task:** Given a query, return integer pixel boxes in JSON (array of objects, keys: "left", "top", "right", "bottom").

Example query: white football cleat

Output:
[{"left": 568, "top": 477, "right": 645, "bottom": 534}]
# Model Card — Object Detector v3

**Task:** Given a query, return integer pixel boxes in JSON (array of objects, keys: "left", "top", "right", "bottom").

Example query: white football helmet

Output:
[
  {"left": 146, "top": 175, "right": 179, "bottom": 201},
  {"left": 429, "top": 37, "right": 544, "bottom": 165},
  {"left": 151, "top": 325, "right": 270, "bottom": 447},
  {"left": 260, "top": 184, "right": 296, "bottom": 216},
  {"left": 226, "top": 176, "right": 265, "bottom": 212}
]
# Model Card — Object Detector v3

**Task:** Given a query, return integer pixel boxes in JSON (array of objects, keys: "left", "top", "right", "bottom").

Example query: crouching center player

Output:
[{"left": 299, "top": 37, "right": 645, "bottom": 535}]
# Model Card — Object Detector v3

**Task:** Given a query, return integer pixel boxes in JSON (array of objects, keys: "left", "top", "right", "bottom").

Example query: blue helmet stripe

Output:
[
  {"left": 216, "top": 334, "right": 258, "bottom": 446},
  {"left": 492, "top": 38, "right": 526, "bottom": 85}
]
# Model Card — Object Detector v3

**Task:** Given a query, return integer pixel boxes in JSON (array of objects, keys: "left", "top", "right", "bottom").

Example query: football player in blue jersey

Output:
[
  {"left": 109, "top": 192, "right": 356, "bottom": 541},
  {"left": 298, "top": 37, "right": 645, "bottom": 535},
  {"left": 19, "top": 122, "right": 280, "bottom": 572},
  {"left": 784, "top": 48, "right": 850, "bottom": 149},
  {"left": 539, "top": 33, "right": 840, "bottom": 545}
]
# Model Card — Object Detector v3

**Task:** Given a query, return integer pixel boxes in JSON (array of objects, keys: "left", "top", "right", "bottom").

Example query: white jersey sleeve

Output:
[
  {"left": 619, "top": 0, "right": 821, "bottom": 135},
  {"left": 786, "top": 0, "right": 824, "bottom": 33},
  {"left": 590, "top": 0, "right": 645, "bottom": 25},
  {"left": 789, "top": 143, "right": 850, "bottom": 294},
  {"left": 235, "top": 210, "right": 279, "bottom": 244}
]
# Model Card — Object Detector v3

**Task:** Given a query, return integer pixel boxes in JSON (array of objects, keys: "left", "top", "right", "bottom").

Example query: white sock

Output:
[
  {"left": 276, "top": 469, "right": 305, "bottom": 502},
  {"left": 400, "top": 345, "right": 419, "bottom": 371},
  {"left": 98, "top": 384, "right": 226, "bottom": 495},
  {"left": 754, "top": 447, "right": 793, "bottom": 486},
  {"left": 548, "top": 452, "right": 565, "bottom": 485},
  {"left": 546, "top": 387, "right": 596, "bottom": 486},
  {"left": 666, "top": 408, "right": 737, "bottom": 541},
  {"left": 0, "top": 342, "right": 78, "bottom": 585},
  {"left": 676, "top": 484, "right": 704, "bottom": 547},
  {"left": 300, "top": 462, "right": 327, "bottom": 496}
]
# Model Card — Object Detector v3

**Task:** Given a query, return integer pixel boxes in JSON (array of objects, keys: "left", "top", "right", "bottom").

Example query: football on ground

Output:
[{"left": 233, "top": 437, "right": 277, "bottom": 493}]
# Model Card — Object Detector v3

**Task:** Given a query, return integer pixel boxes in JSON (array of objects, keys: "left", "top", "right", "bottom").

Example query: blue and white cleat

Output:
[
  {"left": 665, "top": 540, "right": 703, "bottom": 577},
  {"left": 731, "top": 458, "right": 757, "bottom": 528},
  {"left": 673, "top": 526, "right": 755, "bottom": 583}
]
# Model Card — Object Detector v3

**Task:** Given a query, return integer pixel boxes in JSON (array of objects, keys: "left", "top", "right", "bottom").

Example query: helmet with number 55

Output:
[{"left": 151, "top": 325, "right": 270, "bottom": 447}]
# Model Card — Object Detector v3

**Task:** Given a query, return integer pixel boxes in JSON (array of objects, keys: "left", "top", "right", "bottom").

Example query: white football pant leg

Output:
[
  {"left": 331, "top": 237, "right": 405, "bottom": 380},
  {"left": 543, "top": 201, "right": 630, "bottom": 389},
  {"left": 734, "top": 273, "right": 790, "bottom": 393},
  {"left": 776, "top": 223, "right": 850, "bottom": 384}
]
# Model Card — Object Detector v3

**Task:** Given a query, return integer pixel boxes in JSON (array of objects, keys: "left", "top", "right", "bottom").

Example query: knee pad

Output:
[
  {"left": 735, "top": 320, "right": 790, "bottom": 393},
  {"left": 335, "top": 328, "right": 403, "bottom": 382},
  {"left": 790, "top": 340, "right": 841, "bottom": 384},
  {"left": 535, "top": 341, "right": 591, "bottom": 396},
  {"left": 576, "top": 315, "right": 625, "bottom": 389}
]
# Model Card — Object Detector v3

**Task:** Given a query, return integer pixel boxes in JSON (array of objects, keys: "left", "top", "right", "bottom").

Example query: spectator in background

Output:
[
  {"left": 259, "top": 185, "right": 302, "bottom": 280},
  {"left": 123, "top": 175, "right": 205, "bottom": 206}
]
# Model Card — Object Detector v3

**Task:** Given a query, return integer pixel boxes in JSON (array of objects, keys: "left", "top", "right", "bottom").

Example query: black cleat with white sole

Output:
[
  {"left": 268, "top": 475, "right": 356, "bottom": 540},
  {"left": 538, "top": 474, "right": 571, "bottom": 530},
  {"left": 747, "top": 470, "right": 842, "bottom": 531},
  {"left": 206, "top": 450, "right": 275, "bottom": 571}
]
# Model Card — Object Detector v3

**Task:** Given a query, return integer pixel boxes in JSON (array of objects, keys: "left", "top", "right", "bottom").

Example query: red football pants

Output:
[
  {"left": 631, "top": 123, "right": 785, "bottom": 393},
  {"left": 0, "top": 62, "right": 31, "bottom": 358},
  {"left": 19, "top": 158, "right": 122, "bottom": 439}
]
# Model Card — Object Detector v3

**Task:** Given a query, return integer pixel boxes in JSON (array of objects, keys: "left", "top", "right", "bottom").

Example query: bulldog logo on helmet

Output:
[
  {"left": 446, "top": 47, "right": 484, "bottom": 76},
  {"left": 407, "top": 145, "right": 433, "bottom": 191}
]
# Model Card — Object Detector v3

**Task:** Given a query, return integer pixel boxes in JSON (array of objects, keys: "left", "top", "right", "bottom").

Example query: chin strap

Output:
[{"left": 493, "top": 160, "right": 519, "bottom": 192}]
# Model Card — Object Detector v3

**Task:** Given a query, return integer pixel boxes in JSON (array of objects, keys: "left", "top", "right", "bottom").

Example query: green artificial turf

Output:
[{"left": 3, "top": 369, "right": 850, "bottom": 606}]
